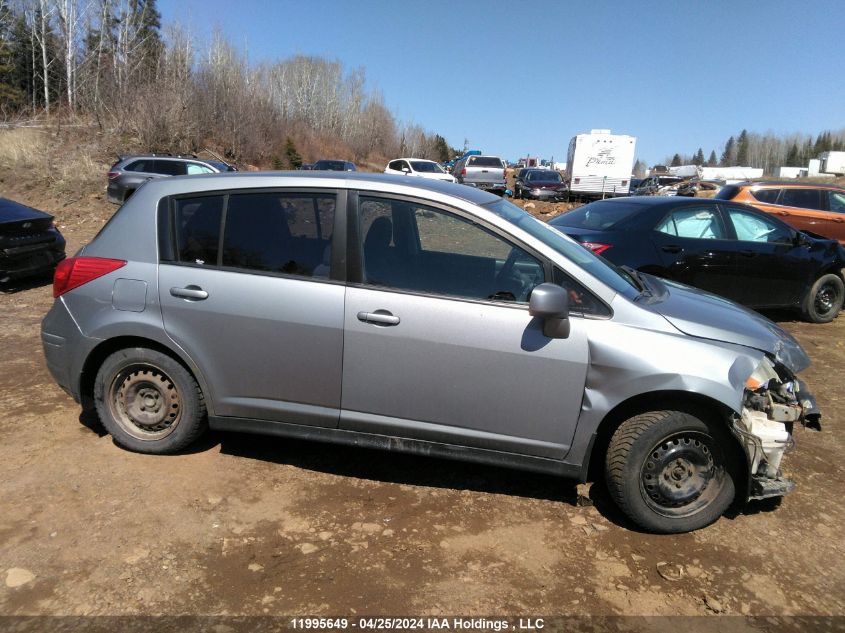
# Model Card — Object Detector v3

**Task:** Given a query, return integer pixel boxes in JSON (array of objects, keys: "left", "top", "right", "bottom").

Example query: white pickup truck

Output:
[{"left": 453, "top": 155, "right": 507, "bottom": 195}]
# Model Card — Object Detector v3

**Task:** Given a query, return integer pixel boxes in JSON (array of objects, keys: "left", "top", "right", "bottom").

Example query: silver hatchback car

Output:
[{"left": 42, "top": 173, "right": 821, "bottom": 533}]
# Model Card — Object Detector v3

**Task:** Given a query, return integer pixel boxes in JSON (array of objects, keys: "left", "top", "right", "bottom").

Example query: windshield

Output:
[
  {"left": 526, "top": 170, "right": 562, "bottom": 183},
  {"left": 550, "top": 199, "right": 643, "bottom": 230},
  {"left": 410, "top": 160, "right": 444, "bottom": 174},
  {"left": 482, "top": 198, "right": 639, "bottom": 297}
]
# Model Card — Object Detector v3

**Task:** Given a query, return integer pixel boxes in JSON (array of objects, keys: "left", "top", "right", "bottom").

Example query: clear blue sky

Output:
[{"left": 159, "top": 0, "right": 842, "bottom": 165}]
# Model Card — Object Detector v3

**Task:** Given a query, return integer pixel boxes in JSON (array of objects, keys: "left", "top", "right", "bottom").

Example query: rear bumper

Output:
[
  {"left": 461, "top": 182, "right": 507, "bottom": 194},
  {"left": 41, "top": 299, "right": 92, "bottom": 403},
  {"left": 0, "top": 244, "right": 65, "bottom": 283}
]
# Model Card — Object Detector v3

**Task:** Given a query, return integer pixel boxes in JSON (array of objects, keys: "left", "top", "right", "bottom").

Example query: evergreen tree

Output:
[
  {"left": 720, "top": 136, "right": 735, "bottom": 166},
  {"left": 707, "top": 150, "right": 717, "bottom": 166},
  {"left": 736, "top": 129, "right": 749, "bottom": 166},
  {"left": 137, "top": 0, "right": 163, "bottom": 78},
  {"left": 670, "top": 153, "right": 682, "bottom": 167},
  {"left": 785, "top": 143, "right": 800, "bottom": 167},
  {"left": 0, "top": 1, "right": 24, "bottom": 111},
  {"left": 693, "top": 148, "right": 705, "bottom": 165},
  {"left": 284, "top": 137, "right": 302, "bottom": 169},
  {"left": 433, "top": 135, "right": 450, "bottom": 163}
]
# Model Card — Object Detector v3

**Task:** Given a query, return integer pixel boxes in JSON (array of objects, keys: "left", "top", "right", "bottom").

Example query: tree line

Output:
[
  {"left": 0, "top": 0, "right": 458, "bottom": 166},
  {"left": 662, "top": 128, "right": 845, "bottom": 173}
]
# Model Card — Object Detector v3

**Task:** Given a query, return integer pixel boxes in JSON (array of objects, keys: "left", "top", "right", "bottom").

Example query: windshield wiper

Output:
[{"left": 621, "top": 265, "right": 652, "bottom": 296}]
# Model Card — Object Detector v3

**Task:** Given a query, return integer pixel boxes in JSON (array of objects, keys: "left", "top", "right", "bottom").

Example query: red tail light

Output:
[
  {"left": 53, "top": 257, "right": 127, "bottom": 298},
  {"left": 460, "top": 168, "right": 466, "bottom": 176},
  {"left": 107, "top": 171, "right": 120, "bottom": 179},
  {"left": 581, "top": 242, "right": 611, "bottom": 255}
]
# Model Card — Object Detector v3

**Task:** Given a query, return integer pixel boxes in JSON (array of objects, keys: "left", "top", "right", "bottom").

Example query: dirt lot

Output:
[{"left": 1, "top": 164, "right": 844, "bottom": 623}]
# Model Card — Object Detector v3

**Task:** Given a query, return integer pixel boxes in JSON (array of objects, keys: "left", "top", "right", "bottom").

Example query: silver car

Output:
[{"left": 41, "top": 172, "right": 820, "bottom": 533}]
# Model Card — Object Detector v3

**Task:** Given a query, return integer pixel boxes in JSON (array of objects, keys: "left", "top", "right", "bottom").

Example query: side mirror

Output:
[
  {"left": 402, "top": 168, "right": 411, "bottom": 174},
  {"left": 529, "top": 283, "right": 570, "bottom": 339}
]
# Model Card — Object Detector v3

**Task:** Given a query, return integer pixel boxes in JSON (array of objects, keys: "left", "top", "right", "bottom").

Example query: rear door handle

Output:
[
  {"left": 357, "top": 310, "right": 400, "bottom": 326},
  {"left": 661, "top": 245, "right": 683, "bottom": 254},
  {"left": 170, "top": 285, "right": 208, "bottom": 300}
]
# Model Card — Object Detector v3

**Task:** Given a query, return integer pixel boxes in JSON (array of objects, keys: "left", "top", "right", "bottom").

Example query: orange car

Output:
[{"left": 716, "top": 181, "right": 845, "bottom": 244}]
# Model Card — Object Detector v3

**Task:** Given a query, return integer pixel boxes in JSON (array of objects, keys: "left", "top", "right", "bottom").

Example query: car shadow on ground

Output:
[{"left": 214, "top": 430, "right": 583, "bottom": 505}]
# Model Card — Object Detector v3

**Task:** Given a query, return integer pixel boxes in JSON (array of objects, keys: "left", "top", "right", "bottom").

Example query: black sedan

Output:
[
  {"left": 549, "top": 197, "right": 845, "bottom": 323},
  {"left": 0, "top": 198, "right": 66, "bottom": 285}
]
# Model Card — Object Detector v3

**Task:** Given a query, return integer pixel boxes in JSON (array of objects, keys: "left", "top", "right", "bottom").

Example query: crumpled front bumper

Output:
[{"left": 731, "top": 367, "right": 821, "bottom": 502}]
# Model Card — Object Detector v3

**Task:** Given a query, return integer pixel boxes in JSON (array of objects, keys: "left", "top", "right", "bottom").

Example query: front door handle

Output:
[
  {"left": 357, "top": 310, "right": 400, "bottom": 326},
  {"left": 661, "top": 245, "right": 683, "bottom": 254},
  {"left": 170, "top": 285, "right": 208, "bottom": 300}
]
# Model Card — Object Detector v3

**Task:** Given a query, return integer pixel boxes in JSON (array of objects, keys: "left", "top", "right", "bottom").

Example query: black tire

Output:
[
  {"left": 513, "top": 187, "right": 521, "bottom": 200},
  {"left": 605, "top": 410, "right": 737, "bottom": 534},
  {"left": 94, "top": 347, "right": 207, "bottom": 454},
  {"left": 801, "top": 273, "right": 844, "bottom": 323}
]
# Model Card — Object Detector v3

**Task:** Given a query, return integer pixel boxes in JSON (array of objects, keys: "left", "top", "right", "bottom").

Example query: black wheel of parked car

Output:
[
  {"left": 94, "top": 347, "right": 207, "bottom": 454},
  {"left": 605, "top": 410, "right": 737, "bottom": 533},
  {"left": 802, "top": 273, "right": 844, "bottom": 323}
]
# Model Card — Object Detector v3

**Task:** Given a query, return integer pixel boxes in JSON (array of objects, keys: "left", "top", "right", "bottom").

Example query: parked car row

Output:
[{"left": 41, "top": 172, "right": 821, "bottom": 534}]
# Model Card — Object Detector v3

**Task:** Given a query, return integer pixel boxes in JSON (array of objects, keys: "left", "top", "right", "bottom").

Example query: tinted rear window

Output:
[
  {"left": 314, "top": 160, "right": 347, "bottom": 171},
  {"left": 154, "top": 160, "right": 187, "bottom": 176},
  {"left": 174, "top": 195, "right": 224, "bottom": 265},
  {"left": 549, "top": 200, "right": 644, "bottom": 230},
  {"left": 750, "top": 188, "right": 780, "bottom": 204},
  {"left": 467, "top": 157, "right": 503, "bottom": 168},
  {"left": 714, "top": 185, "right": 740, "bottom": 200}
]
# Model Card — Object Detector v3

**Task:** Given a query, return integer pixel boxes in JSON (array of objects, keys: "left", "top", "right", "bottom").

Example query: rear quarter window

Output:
[
  {"left": 173, "top": 195, "right": 224, "bottom": 265},
  {"left": 781, "top": 188, "right": 823, "bottom": 210},
  {"left": 750, "top": 189, "right": 781, "bottom": 204}
]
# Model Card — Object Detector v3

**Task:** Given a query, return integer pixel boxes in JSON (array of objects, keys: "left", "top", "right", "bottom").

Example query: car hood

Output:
[{"left": 640, "top": 274, "right": 810, "bottom": 373}]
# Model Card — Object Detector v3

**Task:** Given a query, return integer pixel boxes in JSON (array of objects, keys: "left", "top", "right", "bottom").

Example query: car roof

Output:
[
  {"left": 592, "top": 196, "right": 720, "bottom": 207},
  {"left": 733, "top": 180, "right": 845, "bottom": 191},
  {"left": 137, "top": 171, "right": 499, "bottom": 205},
  {"left": 394, "top": 157, "right": 436, "bottom": 162}
]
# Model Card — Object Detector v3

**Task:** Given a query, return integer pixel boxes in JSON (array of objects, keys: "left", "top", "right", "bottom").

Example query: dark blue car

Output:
[{"left": 0, "top": 198, "right": 66, "bottom": 285}]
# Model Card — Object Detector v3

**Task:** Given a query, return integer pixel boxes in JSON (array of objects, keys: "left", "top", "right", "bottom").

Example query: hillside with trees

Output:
[
  {"left": 0, "top": 0, "right": 457, "bottom": 167},
  {"left": 663, "top": 128, "right": 845, "bottom": 173}
]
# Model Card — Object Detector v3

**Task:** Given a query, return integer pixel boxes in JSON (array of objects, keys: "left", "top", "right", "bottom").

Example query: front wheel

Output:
[
  {"left": 94, "top": 347, "right": 207, "bottom": 454},
  {"left": 802, "top": 273, "right": 844, "bottom": 323},
  {"left": 605, "top": 411, "right": 737, "bottom": 533}
]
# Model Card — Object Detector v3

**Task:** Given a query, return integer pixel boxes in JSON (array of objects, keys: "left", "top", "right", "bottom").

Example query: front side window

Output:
[
  {"left": 780, "top": 188, "right": 822, "bottom": 210},
  {"left": 827, "top": 190, "right": 845, "bottom": 214},
  {"left": 358, "top": 196, "right": 544, "bottom": 303},
  {"left": 222, "top": 192, "right": 335, "bottom": 278},
  {"left": 655, "top": 206, "right": 725, "bottom": 239},
  {"left": 725, "top": 207, "right": 793, "bottom": 244},
  {"left": 388, "top": 160, "right": 402, "bottom": 171}
]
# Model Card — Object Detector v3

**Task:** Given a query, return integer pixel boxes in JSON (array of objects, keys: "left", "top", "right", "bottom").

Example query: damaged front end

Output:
[{"left": 731, "top": 356, "right": 821, "bottom": 501}]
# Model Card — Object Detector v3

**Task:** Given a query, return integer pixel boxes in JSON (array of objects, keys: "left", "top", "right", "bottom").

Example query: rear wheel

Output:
[
  {"left": 94, "top": 347, "right": 207, "bottom": 454},
  {"left": 605, "top": 410, "right": 737, "bottom": 533},
  {"left": 802, "top": 273, "right": 844, "bottom": 323}
]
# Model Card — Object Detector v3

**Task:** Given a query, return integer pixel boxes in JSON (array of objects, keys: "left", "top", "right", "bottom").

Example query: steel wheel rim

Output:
[
  {"left": 815, "top": 281, "right": 841, "bottom": 317},
  {"left": 108, "top": 364, "right": 182, "bottom": 440},
  {"left": 639, "top": 431, "right": 725, "bottom": 518}
]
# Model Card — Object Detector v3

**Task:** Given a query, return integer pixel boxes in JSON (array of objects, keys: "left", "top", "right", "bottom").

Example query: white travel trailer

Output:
[{"left": 565, "top": 129, "right": 637, "bottom": 198}]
